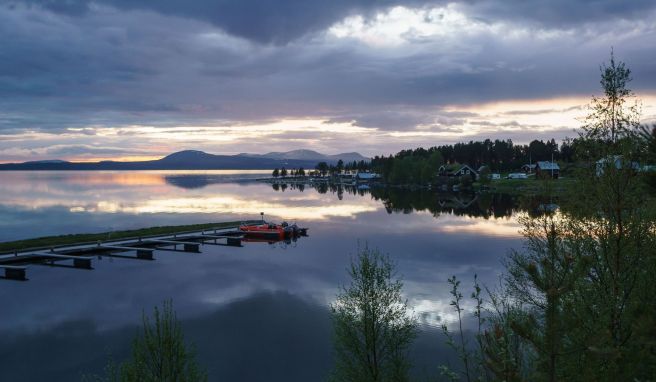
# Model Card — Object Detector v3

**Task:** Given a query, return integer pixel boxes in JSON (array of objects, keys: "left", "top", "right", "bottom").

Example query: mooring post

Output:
[
  {"left": 227, "top": 238, "right": 242, "bottom": 247},
  {"left": 73, "top": 258, "right": 92, "bottom": 269},
  {"left": 3, "top": 266, "right": 26, "bottom": 281},
  {"left": 183, "top": 243, "right": 200, "bottom": 252},
  {"left": 136, "top": 249, "right": 154, "bottom": 260}
]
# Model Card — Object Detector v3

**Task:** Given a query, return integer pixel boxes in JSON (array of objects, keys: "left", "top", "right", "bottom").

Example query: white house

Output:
[{"left": 596, "top": 156, "right": 640, "bottom": 176}]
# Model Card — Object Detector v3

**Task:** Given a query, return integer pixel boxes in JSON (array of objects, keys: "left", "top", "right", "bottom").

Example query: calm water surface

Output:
[{"left": 0, "top": 171, "right": 526, "bottom": 381}]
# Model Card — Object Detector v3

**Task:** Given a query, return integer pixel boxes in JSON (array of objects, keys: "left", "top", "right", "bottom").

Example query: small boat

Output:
[
  {"left": 239, "top": 220, "right": 308, "bottom": 239},
  {"left": 239, "top": 222, "right": 286, "bottom": 239}
]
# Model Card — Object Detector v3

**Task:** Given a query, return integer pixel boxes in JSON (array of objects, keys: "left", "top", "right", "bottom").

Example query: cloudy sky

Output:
[{"left": 1, "top": 0, "right": 656, "bottom": 162}]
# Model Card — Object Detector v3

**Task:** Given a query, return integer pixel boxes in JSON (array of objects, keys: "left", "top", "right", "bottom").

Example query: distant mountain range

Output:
[
  {"left": 0, "top": 150, "right": 369, "bottom": 170},
  {"left": 238, "top": 149, "right": 366, "bottom": 163}
]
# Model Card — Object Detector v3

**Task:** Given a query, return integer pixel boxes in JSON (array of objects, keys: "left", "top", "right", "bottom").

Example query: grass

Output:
[
  {"left": 0, "top": 220, "right": 259, "bottom": 255},
  {"left": 484, "top": 177, "right": 577, "bottom": 195}
]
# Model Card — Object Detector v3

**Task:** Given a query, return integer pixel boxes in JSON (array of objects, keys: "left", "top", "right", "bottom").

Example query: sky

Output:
[{"left": 1, "top": 0, "right": 656, "bottom": 162}]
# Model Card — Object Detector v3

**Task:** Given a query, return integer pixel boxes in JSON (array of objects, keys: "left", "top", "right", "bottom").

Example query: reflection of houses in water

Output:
[{"left": 437, "top": 193, "right": 478, "bottom": 209}]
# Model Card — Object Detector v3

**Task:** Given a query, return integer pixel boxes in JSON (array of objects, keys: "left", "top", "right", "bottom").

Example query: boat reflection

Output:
[{"left": 242, "top": 231, "right": 308, "bottom": 247}]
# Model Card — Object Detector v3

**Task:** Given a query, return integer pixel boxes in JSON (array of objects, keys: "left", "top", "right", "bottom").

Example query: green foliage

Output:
[
  {"left": 440, "top": 275, "right": 492, "bottom": 382},
  {"left": 272, "top": 168, "right": 279, "bottom": 178},
  {"left": 478, "top": 167, "right": 491, "bottom": 185},
  {"left": 280, "top": 167, "right": 288, "bottom": 177},
  {"left": 480, "top": 286, "right": 530, "bottom": 382},
  {"left": 461, "top": 51, "right": 656, "bottom": 382},
  {"left": 84, "top": 301, "right": 206, "bottom": 382},
  {"left": 337, "top": 159, "right": 344, "bottom": 173},
  {"left": 330, "top": 247, "right": 418, "bottom": 382},
  {"left": 369, "top": 138, "right": 577, "bottom": 183},
  {"left": 440, "top": 276, "right": 473, "bottom": 382},
  {"left": 423, "top": 53, "right": 656, "bottom": 382},
  {"left": 316, "top": 161, "right": 329, "bottom": 176},
  {"left": 504, "top": 214, "right": 590, "bottom": 381},
  {"left": 119, "top": 300, "right": 207, "bottom": 382},
  {"left": 582, "top": 50, "right": 640, "bottom": 147}
]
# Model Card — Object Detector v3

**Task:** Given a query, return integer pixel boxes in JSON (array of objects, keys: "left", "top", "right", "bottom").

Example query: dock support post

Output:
[
  {"left": 227, "top": 238, "right": 242, "bottom": 247},
  {"left": 136, "top": 249, "right": 154, "bottom": 260},
  {"left": 183, "top": 243, "right": 200, "bottom": 252},
  {"left": 73, "top": 258, "right": 93, "bottom": 269},
  {"left": 4, "top": 267, "right": 26, "bottom": 280}
]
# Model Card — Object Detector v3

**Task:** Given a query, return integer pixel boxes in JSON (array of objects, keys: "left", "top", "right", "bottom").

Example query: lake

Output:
[{"left": 0, "top": 171, "right": 528, "bottom": 381}]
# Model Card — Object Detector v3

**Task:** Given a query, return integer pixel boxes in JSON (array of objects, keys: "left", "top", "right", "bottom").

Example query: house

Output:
[
  {"left": 596, "top": 156, "right": 640, "bottom": 176},
  {"left": 355, "top": 172, "right": 380, "bottom": 182},
  {"left": 521, "top": 164, "right": 537, "bottom": 174},
  {"left": 536, "top": 161, "right": 560, "bottom": 179},
  {"left": 438, "top": 164, "right": 479, "bottom": 180},
  {"left": 641, "top": 165, "right": 656, "bottom": 173},
  {"left": 336, "top": 173, "right": 356, "bottom": 184}
]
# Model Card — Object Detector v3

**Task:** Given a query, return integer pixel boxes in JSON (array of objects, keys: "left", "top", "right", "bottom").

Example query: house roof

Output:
[
  {"left": 536, "top": 161, "right": 559, "bottom": 170},
  {"left": 440, "top": 164, "right": 477, "bottom": 173}
]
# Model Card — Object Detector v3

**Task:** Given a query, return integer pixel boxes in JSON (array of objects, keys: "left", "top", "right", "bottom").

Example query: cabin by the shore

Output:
[
  {"left": 536, "top": 161, "right": 560, "bottom": 179},
  {"left": 595, "top": 156, "right": 640, "bottom": 176},
  {"left": 521, "top": 164, "right": 537, "bottom": 174},
  {"left": 438, "top": 164, "right": 479, "bottom": 180}
]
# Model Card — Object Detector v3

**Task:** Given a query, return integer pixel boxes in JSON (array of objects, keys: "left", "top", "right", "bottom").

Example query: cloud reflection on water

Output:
[{"left": 0, "top": 171, "right": 524, "bottom": 380}]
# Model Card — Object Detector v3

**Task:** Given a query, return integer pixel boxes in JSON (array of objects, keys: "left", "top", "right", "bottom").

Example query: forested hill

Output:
[{"left": 0, "top": 150, "right": 368, "bottom": 170}]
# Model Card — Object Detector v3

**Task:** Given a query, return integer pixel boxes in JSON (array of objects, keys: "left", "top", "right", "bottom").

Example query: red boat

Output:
[
  {"left": 239, "top": 220, "right": 308, "bottom": 239},
  {"left": 239, "top": 222, "right": 286, "bottom": 239}
]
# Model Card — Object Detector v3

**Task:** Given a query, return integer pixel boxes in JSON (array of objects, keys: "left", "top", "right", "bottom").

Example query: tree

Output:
[
  {"left": 316, "top": 162, "right": 329, "bottom": 177},
  {"left": 84, "top": 300, "right": 207, "bottom": 382},
  {"left": 122, "top": 300, "right": 206, "bottom": 382},
  {"left": 280, "top": 167, "right": 288, "bottom": 178},
  {"left": 298, "top": 167, "right": 305, "bottom": 177},
  {"left": 331, "top": 247, "right": 417, "bottom": 382},
  {"left": 272, "top": 168, "right": 279, "bottom": 178},
  {"left": 504, "top": 214, "right": 590, "bottom": 382},
  {"left": 478, "top": 166, "right": 491, "bottom": 185},
  {"left": 337, "top": 159, "right": 344, "bottom": 174},
  {"left": 582, "top": 50, "right": 640, "bottom": 148}
]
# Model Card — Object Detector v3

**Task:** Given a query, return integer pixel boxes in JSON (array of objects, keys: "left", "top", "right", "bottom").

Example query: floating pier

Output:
[{"left": 0, "top": 225, "right": 246, "bottom": 281}]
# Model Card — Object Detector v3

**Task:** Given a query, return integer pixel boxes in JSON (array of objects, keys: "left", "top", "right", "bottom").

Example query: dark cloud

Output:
[
  {"left": 17, "top": 0, "right": 656, "bottom": 44},
  {"left": 460, "top": 0, "right": 656, "bottom": 28},
  {"left": 44, "top": 145, "right": 126, "bottom": 156},
  {"left": 0, "top": 1, "right": 655, "bottom": 159}
]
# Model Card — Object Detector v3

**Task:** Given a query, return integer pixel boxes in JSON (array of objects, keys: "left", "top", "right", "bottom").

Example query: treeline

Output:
[{"left": 366, "top": 138, "right": 580, "bottom": 183}]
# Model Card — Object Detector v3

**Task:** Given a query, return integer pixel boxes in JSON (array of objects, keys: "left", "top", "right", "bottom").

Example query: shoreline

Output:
[{"left": 256, "top": 176, "right": 577, "bottom": 195}]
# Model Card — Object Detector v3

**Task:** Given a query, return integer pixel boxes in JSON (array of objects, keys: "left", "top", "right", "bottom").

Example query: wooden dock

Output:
[{"left": 0, "top": 226, "right": 245, "bottom": 281}]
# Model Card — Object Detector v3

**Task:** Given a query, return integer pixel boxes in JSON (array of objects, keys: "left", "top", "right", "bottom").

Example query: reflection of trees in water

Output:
[
  {"left": 271, "top": 182, "right": 564, "bottom": 218},
  {"left": 370, "top": 188, "right": 521, "bottom": 219}
]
